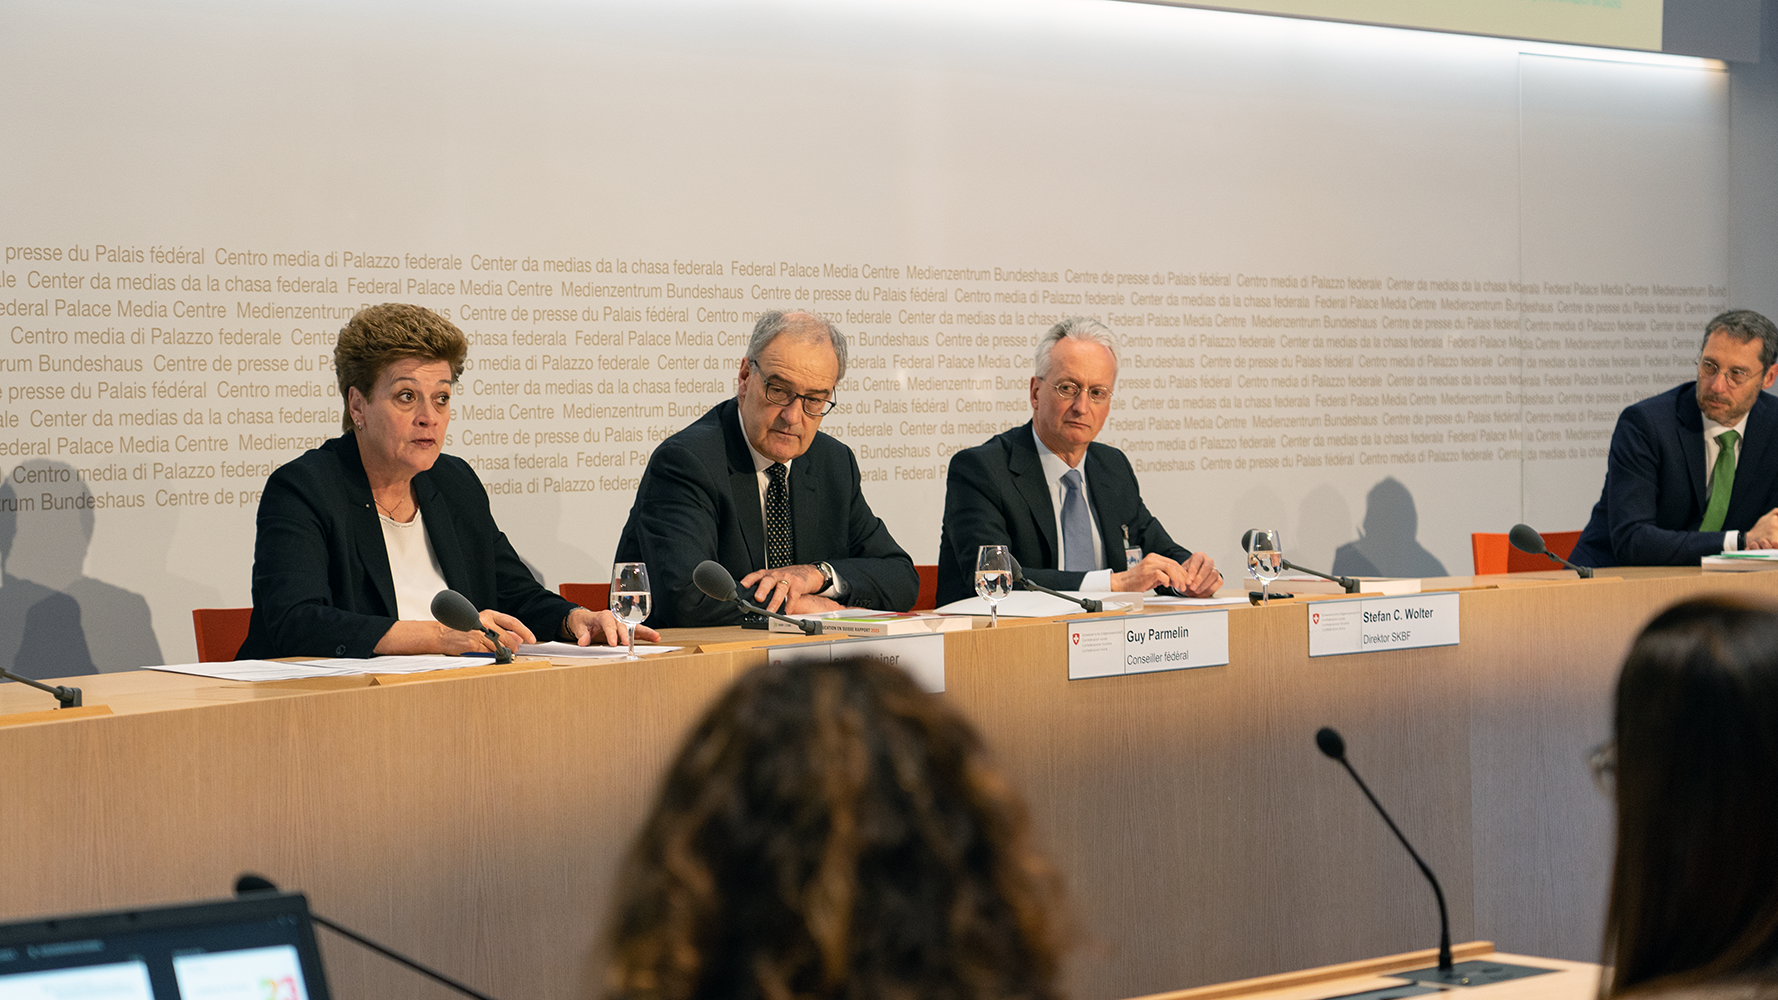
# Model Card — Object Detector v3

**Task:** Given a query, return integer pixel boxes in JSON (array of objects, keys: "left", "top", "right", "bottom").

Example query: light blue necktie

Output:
[{"left": 1061, "top": 468, "right": 1095, "bottom": 572}]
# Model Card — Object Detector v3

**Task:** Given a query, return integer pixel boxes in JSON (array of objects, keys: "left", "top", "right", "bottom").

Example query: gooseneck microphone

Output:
[
  {"left": 1010, "top": 556, "right": 1103, "bottom": 613},
  {"left": 0, "top": 667, "right": 81, "bottom": 708},
  {"left": 236, "top": 874, "right": 500, "bottom": 1000},
  {"left": 1241, "top": 530, "right": 1361, "bottom": 594},
  {"left": 692, "top": 560, "right": 824, "bottom": 635},
  {"left": 1508, "top": 524, "right": 1594, "bottom": 578},
  {"left": 430, "top": 589, "right": 514, "bottom": 663},
  {"left": 1315, "top": 726, "right": 1453, "bottom": 974}
]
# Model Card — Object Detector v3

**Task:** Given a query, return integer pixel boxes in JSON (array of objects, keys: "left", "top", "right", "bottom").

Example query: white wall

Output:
[{"left": 0, "top": 0, "right": 1729, "bottom": 665}]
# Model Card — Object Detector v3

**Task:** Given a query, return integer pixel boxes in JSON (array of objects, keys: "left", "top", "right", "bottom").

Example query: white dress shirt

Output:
[
  {"left": 1032, "top": 428, "right": 1112, "bottom": 591},
  {"left": 737, "top": 410, "right": 844, "bottom": 597},
  {"left": 1703, "top": 411, "right": 1750, "bottom": 551}
]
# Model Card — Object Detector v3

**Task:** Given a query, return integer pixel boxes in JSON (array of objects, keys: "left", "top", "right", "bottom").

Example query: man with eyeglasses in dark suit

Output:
[
  {"left": 1571, "top": 309, "right": 1778, "bottom": 567},
  {"left": 614, "top": 309, "right": 918, "bottom": 627},
  {"left": 935, "top": 316, "right": 1221, "bottom": 606}
]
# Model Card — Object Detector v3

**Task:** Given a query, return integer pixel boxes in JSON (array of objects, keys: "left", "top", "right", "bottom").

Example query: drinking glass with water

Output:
[
  {"left": 610, "top": 562, "right": 652, "bottom": 658},
  {"left": 1245, "top": 530, "right": 1283, "bottom": 605},
  {"left": 975, "top": 544, "right": 1014, "bottom": 627}
]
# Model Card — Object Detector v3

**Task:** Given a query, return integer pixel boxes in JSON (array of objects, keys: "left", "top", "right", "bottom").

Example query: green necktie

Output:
[{"left": 1700, "top": 429, "right": 1740, "bottom": 532}]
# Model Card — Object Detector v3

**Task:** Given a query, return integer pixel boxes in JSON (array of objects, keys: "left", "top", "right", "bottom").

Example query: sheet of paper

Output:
[
  {"left": 1143, "top": 595, "right": 1251, "bottom": 607},
  {"left": 934, "top": 591, "right": 1137, "bottom": 617},
  {"left": 150, "top": 660, "right": 363, "bottom": 682},
  {"left": 516, "top": 642, "right": 682, "bottom": 658},
  {"left": 297, "top": 655, "right": 479, "bottom": 674}
]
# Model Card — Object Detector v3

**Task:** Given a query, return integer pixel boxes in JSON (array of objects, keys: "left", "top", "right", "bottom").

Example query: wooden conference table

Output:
[{"left": 0, "top": 567, "right": 1765, "bottom": 1000}]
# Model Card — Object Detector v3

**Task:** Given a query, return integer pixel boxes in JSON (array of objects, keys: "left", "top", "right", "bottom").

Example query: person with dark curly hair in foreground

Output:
[
  {"left": 1601, "top": 596, "right": 1778, "bottom": 999},
  {"left": 600, "top": 656, "right": 1068, "bottom": 1000}
]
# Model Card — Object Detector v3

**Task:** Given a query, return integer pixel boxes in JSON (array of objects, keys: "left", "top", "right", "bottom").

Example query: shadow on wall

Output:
[
  {"left": 1330, "top": 476, "right": 1448, "bottom": 579},
  {"left": 0, "top": 461, "right": 163, "bottom": 680}
]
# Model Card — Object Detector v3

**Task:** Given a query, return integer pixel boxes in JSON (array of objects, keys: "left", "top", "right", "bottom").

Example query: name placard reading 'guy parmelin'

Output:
[
  {"left": 1066, "top": 611, "right": 1231, "bottom": 681},
  {"left": 1306, "top": 592, "right": 1460, "bottom": 657}
]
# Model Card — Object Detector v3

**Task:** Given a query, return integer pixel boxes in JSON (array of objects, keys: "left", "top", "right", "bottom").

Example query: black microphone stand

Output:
[
  {"left": 0, "top": 668, "right": 82, "bottom": 708},
  {"left": 236, "top": 875, "right": 501, "bottom": 1000},
  {"left": 1281, "top": 559, "right": 1362, "bottom": 594},
  {"left": 738, "top": 595, "right": 824, "bottom": 635},
  {"left": 1010, "top": 557, "right": 1103, "bottom": 612}
]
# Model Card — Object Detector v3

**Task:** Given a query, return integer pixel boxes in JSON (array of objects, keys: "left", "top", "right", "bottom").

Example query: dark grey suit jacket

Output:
[
  {"left": 936, "top": 422, "right": 1191, "bottom": 606},
  {"left": 613, "top": 399, "right": 918, "bottom": 628},
  {"left": 237, "top": 435, "right": 576, "bottom": 659},
  {"left": 1571, "top": 383, "right": 1778, "bottom": 566}
]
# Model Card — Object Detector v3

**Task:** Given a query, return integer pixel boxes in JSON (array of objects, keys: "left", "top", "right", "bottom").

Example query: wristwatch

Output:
[{"left": 816, "top": 561, "right": 836, "bottom": 594}]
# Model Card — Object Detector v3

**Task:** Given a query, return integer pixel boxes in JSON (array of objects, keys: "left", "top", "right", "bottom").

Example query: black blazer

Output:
[
  {"left": 237, "top": 435, "right": 576, "bottom": 659},
  {"left": 1571, "top": 382, "right": 1778, "bottom": 567},
  {"left": 613, "top": 399, "right": 918, "bottom": 628},
  {"left": 936, "top": 421, "right": 1191, "bottom": 606}
]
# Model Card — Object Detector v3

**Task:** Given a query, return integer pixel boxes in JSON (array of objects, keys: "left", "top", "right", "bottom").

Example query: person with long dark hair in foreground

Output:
[
  {"left": 1603, "top": 596, "right": 1778, "bottom": 997},
  {"left": 600, "top": 656, "right": 1068, "bottom": 1000}
]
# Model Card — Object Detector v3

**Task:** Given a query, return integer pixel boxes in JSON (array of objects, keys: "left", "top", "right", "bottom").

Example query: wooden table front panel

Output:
[{"left": 3, "top": 570, "right": 1774, "bottom": 1000}]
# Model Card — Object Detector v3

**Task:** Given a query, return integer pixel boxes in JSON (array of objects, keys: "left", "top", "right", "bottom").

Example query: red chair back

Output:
[
  {"left": 1471, "top": 530, "right": 1582, "bottom": 574},
  {"left": 559, "top": 582, "right": 611, "bottom": 610},
  {"left": 913, "top": 565, "right": 938, "bottom": 611},
  {"left": 192, "top": 608, "right": 254, "bottom": 662}
]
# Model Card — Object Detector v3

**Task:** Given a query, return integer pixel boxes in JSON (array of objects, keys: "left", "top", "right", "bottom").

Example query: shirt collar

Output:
[
  {"left": 1704, "top": 411, "right": 1750, "bottom": 440},
  {"left": 740, "top": 410, "right": 789, "bottom": 474},
  {"left": 743, "top": 434, "right": 785, "bottom": 473},
  {"left": 1031, "top": 426, "right": 1083, "bottom": 486}
]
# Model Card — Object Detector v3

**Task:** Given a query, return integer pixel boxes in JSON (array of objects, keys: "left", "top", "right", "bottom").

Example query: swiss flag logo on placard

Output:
[
  {"left": 1312, "top": 612, "right": 1320, "bottom": 625},
  {"left": 1071, "top": 632, "right": 1081, "bottom": 645}
]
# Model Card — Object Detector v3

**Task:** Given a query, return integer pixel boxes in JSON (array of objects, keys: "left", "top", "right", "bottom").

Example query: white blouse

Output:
[{"left": 380, "top": 509, "right": 451, "bottom": 622}]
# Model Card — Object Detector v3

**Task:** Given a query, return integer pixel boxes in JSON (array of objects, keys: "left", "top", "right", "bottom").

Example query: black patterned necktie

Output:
[{"left": 765, "top": 462, "right": 794, "bottom": 568}]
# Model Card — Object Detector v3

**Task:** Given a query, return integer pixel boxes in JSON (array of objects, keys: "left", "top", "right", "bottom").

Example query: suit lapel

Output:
[
  {"left": 1677, "top": 386, "right": 1708, "bottom": 515},
  {"left": 792, "top": 456, "right": 821, "bottom": 565},
  {"left": 1006, "top": 426, "right": 1060, "bottom": 566},
  {"left": 339, "top": 436, "right": 399, "bottom": 617},
  {"left": 1732, "top": 390, "right": 1777, "bottom": 514},
  {"left": 414, "top": 472, "right": 469, "bottom": 597},
  {"left": 720, "top": 401, "right": 767, "bottom": 569},
  {"left": 1084, "top": 448, "right": 1122, "bottom": 568}
]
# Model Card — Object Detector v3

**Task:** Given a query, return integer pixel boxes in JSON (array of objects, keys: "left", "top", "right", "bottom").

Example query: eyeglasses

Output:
[
  {"left": 1041, "top": 377, "right": 1113, "bottom": 406},
  {"left": 1586, "top": 740, "right": 1615, "bottom": 797},
  {"left": 1698, "top": 358, "right": 1766, "bottom": 388},
  {"left": 749, "top": 360, "right": 839, "bottom": 417}
]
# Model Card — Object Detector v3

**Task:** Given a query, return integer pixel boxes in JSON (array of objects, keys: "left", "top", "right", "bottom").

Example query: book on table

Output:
[{"left": 1702, "top": 551, "right": 1778, "bottom": 572}]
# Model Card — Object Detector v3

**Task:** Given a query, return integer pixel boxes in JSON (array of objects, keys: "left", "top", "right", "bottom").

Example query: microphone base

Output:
[{"left": 1394, "top": 960, "right": 1556, "bottom": 988}]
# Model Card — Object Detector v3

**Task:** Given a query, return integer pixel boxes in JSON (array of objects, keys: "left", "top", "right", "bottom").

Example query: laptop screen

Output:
[{"left": 0, "top": 893, "right": 330, "bottom": 1000}]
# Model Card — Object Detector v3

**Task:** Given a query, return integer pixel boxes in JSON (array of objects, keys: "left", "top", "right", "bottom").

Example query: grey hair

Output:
[
  {"left": 1702, "top": 309, "right": 1778, "bottom": 370},
  {"left": 1035, "top": 316, "right": 1119, "bottom": 378},
  {"left": 746, "top": 310, "right": 848, "bottom": 380}
]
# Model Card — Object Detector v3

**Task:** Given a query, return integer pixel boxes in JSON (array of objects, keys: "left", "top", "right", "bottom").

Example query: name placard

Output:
[
  {"left": 1307, "top": 592, "right": 1460, "bottom": 657},
  {"left": 766, "top": 632, "right": 946, "bottom": 692},
  {"left": 1066, "top": 611, "right": 1231, "bottom": 681}
]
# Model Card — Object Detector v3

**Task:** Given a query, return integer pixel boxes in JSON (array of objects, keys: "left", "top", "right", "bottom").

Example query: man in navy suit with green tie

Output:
[{"left": 1571, "top": 309, "right": 1778, "bottom": 567}]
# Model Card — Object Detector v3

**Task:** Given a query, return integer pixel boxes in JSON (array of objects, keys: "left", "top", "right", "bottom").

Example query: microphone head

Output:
[
  {"left": 1315, "top": 726, "right": 1346, "bottom": 760},
  {"left": 1508, "top": 524, "right": 1547, "bottom": 555},
  {"left": 430, "top": 589, "right": 483, "bottom": 633},
  {"left": 692, "top": 560, "right": 737, "bottom": 603},
  {"left": 235, "top": 873, "right": 279, "bottom": 896},
  {"left": 1008, "top": 555, "right": 1025, "bottom": 583},
  {"left": 1240, "top": 529, "right": 1255, "bottom": 550}
]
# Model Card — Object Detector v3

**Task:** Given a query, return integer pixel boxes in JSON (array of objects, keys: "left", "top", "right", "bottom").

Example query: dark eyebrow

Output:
[{"left": 766, "top": 376, "right": 832, "bottom": 398}]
